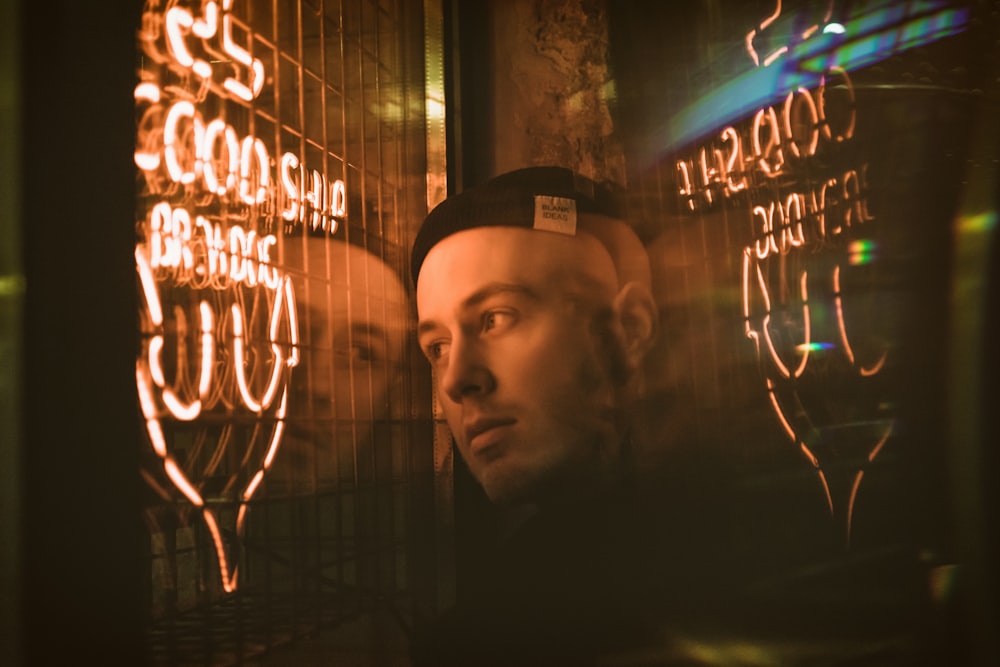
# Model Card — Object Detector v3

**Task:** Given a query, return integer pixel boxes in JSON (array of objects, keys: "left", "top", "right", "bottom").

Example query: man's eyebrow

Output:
[
  {"left": 462, "top": 282, "right": 538, "bottom": 308},
  {"left": 346, "top": 321, "right": 386, "bottom": 339},
  {"left": 417, "top": 282, "right": 538, "bottom": 336}
]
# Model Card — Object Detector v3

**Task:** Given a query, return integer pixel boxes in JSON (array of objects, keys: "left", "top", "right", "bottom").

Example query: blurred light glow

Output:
[
  {"left": 958, "top": 210, "right": 998, "bottom": 234},
  {"left": 659, "top": 0, "right": 970, "bottom": 156},
  {"left": 797, "top": 341, "right": 835, "bottom": 352}
]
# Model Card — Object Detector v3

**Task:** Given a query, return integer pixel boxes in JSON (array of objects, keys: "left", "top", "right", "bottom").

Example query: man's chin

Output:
[{"left": 477, "top": 464, "right": 540, "bottom": 507}]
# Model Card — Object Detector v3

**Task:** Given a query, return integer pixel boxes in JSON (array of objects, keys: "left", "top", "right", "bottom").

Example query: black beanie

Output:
[{"left": 410, "top": 166, "right": 624, "bottom": 287}]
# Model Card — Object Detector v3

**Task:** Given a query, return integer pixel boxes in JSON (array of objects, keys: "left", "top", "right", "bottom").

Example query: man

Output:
[
  {"left": 267, "top": 236, "right": 410, "bottom": 489},
  {"left": 410, "top": 166, "right": 671, "bottom": 665}
]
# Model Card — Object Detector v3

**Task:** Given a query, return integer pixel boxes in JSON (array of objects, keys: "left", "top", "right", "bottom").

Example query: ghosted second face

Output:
[{"left": 274, "top": 238, "right": 410, "bottom": 490}]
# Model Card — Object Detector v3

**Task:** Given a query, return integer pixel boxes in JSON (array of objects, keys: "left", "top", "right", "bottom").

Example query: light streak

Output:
[
  {"left": 231, "top": 303, "right": 285, "bottom": 414},
  {"left": 657, "top": 1, "right": 967, "bottom": 157},
  {"left": 262, "top": 390, "right": 289, "bottom": 470},
  {"left": 135, "top": 246, "right": 164, "bottom": 327},
  {"left": 136, "top": 0, "right": 327, "bottom": 596},
  {"left": 133, "top": 83, "right": 163, "bottom": 171},
  {"left": 745, "top": 0, "right": 783, "bottom": 68},
  {"left": 765, "top": 378, "right": 797, "bottom": 442},
  {"left": 201, "top": 510, "right": 236, "bottom": 592},
  {"left": 162, "top": 389, "right": 202, "bottom": 421},
  {"left": 202, "top": 119, "right": 240, "bottom": 196},
  {"left": 280, "top": 153, "right": 301, "bottom": 221},
  {"left": 721, "top": 126, "right": 747, "bottom": 194},
  {"left": 759, "top": 270, "right": 810, "bottom": 379},
  {"left": 199, "top": 301, "right": 214, "bottom": 398},
  {"left": 833, "top": 264, "right": 888, "bottom": 375},
  {"left": 238, "top": 136, "right": 269, "bottom": 205},
  {"left": 845, "top": 423, "right": 894, "bottom": 542},
  {"left": 148, "top": 336, "right": 166, "bottom": 387},
  {"left": 752, "top": 107, "right": 784, "bottom": 177},
  {"left": 163, "top": 100, "right": 201, "bottom": 185},
  {"left": 221, "top": 0, "right": 264, "bottom": 101},
  {"left": 192, "top": 1, "right": 220, "bottom": 39},
  {"left": 783, "top": 87, "right": 819, "bottom": 159},
  {"left": 164, "top": 458, "right": 204, "bottom": 507},
  {"left": 242, "top": 470, "right": 265, "bottom": 502}
]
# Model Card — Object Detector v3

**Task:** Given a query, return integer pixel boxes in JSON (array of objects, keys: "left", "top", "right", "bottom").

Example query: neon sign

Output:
[
  {"left": 135, "top": 0, "right": 336, "bottom": 592},
  {"left": 658, "top": 0, "right": 970, "bottom": 157},
  {"left": 137, "top": 0, "right": 347, "bottom": 236},
  {"left": 674, "top": 4, "right": 901, "bottom": 542}
]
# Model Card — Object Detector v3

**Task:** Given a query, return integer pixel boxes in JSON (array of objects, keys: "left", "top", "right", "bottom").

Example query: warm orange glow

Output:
[
  {"left": 165, "top": 7, "right": 198, "bottom": 71},
  {"left": 846, "top": 470, "right": 865, "bottom": 542},
  {"left": 818, "top": 67, "right": 857, "bottom": 143},
  {"left": 136, "top": 246, "right": 164, "bottom": 327},
  {"left": 278, "top": 151, "right": 347, "bottom": 232},
  {"left": 745, "top": 0, "right": 783, "bottom": 67},
  {"left": 138, "top": 0, "right": 328, "bottom": 596},
  {"left": 242, "top": 470, "right": 265, "bottom": 502},
  {"left": 725, "top": 3, "right": 893, "bottom": 540},
  {"left": 138, "top": 109, "right": 348, "bottom": 237},
  {"left": 752, "top": 107, "right": 784, "bottom": 177},
  {"left": 762, "top": 46, "right": 788, "bottom": 67},
  {"left": 282, "top": 277, "right": 301, "bottom": 366},
  {"left": 163, "top": 101, "right": 202, "bottom": 185},
  {"left": 763, "top": 278, "right": 810, "bottom": 379},
  {"left": 238, "top": 137, "right": 269, "bottom": 205},
  {"left": 676, "top": 160, "right": 696, "bottom": 211},
  {"left": 221, "top": 0, "right": 264, "bottom": 101},
  {"left": 262, "top": 390, "right": 289, "bottom": 470},
  {"left": 674, "top": 73, "right": 857, "bottom": 214},
  {"left": 807, "top": 449, "right": 834, "bottom": 513},
  {"left": 133, "top": 83, "right": 163, "bottom": 171},
  {"left": 201, "top": 509, "right": 237, "bottom": 593},
  {"left": 162, "top": 389, "right": 202, "bottom": 421},
  {"left": 280, "top": 153, "right": 301, "bottom": 221},
  {"left": 783, "top": 88, "right": 819, "bottom": 159},
  {"left": 198, "top": 301, "right": 214, "bottom": 397},
  {"left": 833, "top": 264, "right": 888, "bottom": 375},
  {"left": 231, "top": 303, "right": 285, "bottom": 414},
  {"left": 257, "top": 236, "right": 280, "bottom": 289},
  {"left": 721, "top": 126, "right": 747, "bottom": 194},
  {"left": 697, "top": 147, "right": 717, "bottom": 205},
  {"left": 164, "top": 458, "right": 204, "bottom": 507},
  {"left": 745, "top": 0, "right": 835, "bottom": 68},
  {"left": 191, "top": 1, "right": 219, "bottom": 39},
  {"left": 148, "top": 335, "right": 166, "bottom": 387},
  {"left": 134, "top": 81, "right": 160, "bottom": 103},
  {"left": 765, "top": 378, "right": 796, "bottom": 442},
  {"left": 752, "top": 203, "right": 779, "bottom": 259},
  {"left": 203, "top": 119, "right": 240, "bottom": 196}
]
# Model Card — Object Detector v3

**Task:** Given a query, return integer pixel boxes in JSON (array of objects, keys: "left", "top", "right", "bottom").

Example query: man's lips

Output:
[{"left": 464, "top": 417, "right": 517, "bottom": 454}]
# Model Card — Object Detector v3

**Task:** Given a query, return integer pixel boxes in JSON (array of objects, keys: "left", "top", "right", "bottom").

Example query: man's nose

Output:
[{"left": 440, "top": 336, "right": 495, "bottom": 403}]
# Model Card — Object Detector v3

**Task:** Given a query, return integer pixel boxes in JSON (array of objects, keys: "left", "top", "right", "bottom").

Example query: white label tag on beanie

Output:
[{"left": 533, "top": 195, "right": 577, "bottom": 235}]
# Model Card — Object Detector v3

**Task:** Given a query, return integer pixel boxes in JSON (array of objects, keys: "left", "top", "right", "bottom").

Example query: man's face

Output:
[
  {"left": 416, "top": 226, "right": 626, "bottom": 506},
  {"left": 302, "top": 242, "right": 408, "bottom": 425},
  {"left": 277, "top": 239, "right": 409, "bottom": 488}
]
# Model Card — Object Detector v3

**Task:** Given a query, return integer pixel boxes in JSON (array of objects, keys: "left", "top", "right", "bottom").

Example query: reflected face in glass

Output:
[
  {"left": 416, "top": 226, "right": 626, "bottom": 507},
  {"left": 289, "top": 238, "right": 410, "bottom": 427}
]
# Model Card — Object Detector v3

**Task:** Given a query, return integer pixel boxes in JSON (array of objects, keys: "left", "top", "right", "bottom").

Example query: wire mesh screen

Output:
[{"left": 134, "top": 0, "right": 438, "bottom": 663}]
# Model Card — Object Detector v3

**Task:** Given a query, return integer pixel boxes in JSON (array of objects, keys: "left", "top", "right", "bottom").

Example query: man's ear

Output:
[{"left": 612, "top": 281, "right": 658, "bottom": 371}]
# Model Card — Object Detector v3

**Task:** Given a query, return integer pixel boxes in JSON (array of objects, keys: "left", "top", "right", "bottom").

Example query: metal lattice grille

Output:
[{"left": 135, "top": 1, "right": 438, "bottom": 663}]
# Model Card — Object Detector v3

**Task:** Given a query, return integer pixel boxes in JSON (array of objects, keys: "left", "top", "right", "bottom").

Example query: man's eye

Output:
[
  {"left": 350, "top": 343, "right": 376, "bottom": 363},
  {"left": 426, "top": 341, "right": 450, "bottom": 361},
  {"left": 334, "top": 336, "right": 388, "bottom": 367},
  {"left": 483, "top": 310, "right": 515, "bottom": 333}
]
